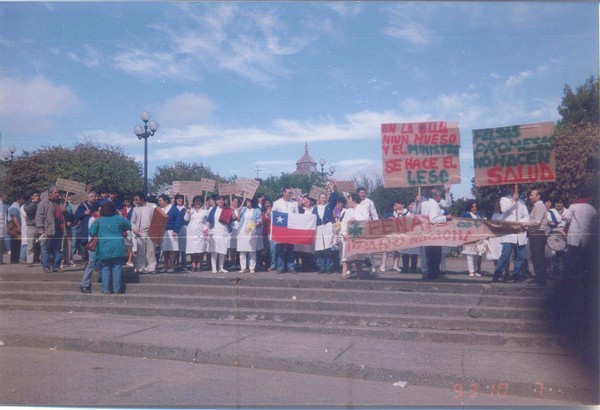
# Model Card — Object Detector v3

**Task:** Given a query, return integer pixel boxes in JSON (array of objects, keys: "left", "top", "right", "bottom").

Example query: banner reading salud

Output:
[{"left": 472, "top": 121, "right": 555, "bottom": 186}]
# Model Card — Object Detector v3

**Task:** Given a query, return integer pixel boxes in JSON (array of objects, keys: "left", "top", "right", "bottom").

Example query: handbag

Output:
[
  {"left": 218, "top": 207, "right": 233, "bottom": 225},
  {"left": 85, "top": 236, "right": 98, "bottom": 251},
  {"left": 85, "top": 218, "right": 100, "bottom": 251},
  {"left": 7, "top": 220, "right": 20, "bottom": 237}
]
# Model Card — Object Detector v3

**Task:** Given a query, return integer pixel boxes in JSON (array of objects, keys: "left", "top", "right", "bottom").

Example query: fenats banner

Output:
[
  {"left": 344, "top": 216, "right": 524, "bottom": 257},
  {"left": 381, "top": 121, "right": 461, "bottom": 188},
  {"left": 472, "top": 121, "right": 555, "bottom": 186}
]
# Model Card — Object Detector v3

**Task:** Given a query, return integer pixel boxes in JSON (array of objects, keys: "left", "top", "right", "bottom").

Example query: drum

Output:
[{"left": 546, "top": 228, "right": 567, "bottom": 252}]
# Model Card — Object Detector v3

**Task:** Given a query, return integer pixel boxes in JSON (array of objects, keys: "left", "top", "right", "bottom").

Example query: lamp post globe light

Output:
[
  {"left": 319, "top": 158, "right": 335, "bottom": 183},
  {"left": 3, "top": 145, "right": 17, "bottom": 162},
  {"left": 133, "top": 111, "right": 159, "bottom": 196}
]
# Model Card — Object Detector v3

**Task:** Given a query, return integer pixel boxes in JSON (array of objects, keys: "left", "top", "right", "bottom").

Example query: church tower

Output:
[{"left": 293, "top": 142, "right": 318, "bottom": 176}]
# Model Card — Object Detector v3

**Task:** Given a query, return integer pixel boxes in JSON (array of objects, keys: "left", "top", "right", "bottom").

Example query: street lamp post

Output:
[
  {"left": 2, "top": 145, "right": 17, "bottom": 162},
  {"left": 133, "top": 111, "right": 159, "bottom": 196},
  {"left": 319, "top": 158, "right": 335, "bottom": 184}
]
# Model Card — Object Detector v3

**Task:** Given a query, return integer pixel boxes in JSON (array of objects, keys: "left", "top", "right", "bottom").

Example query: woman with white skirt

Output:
[
  {"left": 237, "top": 197, "right": 262, "bottom": 273},
  {"left": 184, "top": 195, "right": 210, "bottom": 272},
  {"left": 461, "top": 199, "right": 483, "bottom": 277},
  {"left": 208, "top": 195, "right": 232, "bottom": 273}
]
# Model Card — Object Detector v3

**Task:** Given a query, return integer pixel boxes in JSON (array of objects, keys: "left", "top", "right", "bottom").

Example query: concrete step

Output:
[
  {"left": 0, "top": 279, "right": 551, "bottom": 309},
  {"left": 0, "top": 297, "right": 553, "bottom": 334},
  {"left": 0, "top": 271, "right": 553, "bottom": 297},
  {"left": 0, "top": 290, "right": 550, "bottom": 320}
]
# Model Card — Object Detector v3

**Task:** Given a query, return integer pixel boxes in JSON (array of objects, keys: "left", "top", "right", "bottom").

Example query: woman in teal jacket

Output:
[{"left": 89, "top": 201, "right": 132, "bottom": 294}]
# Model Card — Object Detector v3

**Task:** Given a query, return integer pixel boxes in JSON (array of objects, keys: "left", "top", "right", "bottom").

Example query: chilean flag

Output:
[{"left": 270, "top": 211, "right": 316, "bottom": 245}]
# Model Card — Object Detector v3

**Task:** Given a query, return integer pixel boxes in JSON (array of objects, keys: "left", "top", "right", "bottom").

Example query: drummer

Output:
[
  {"left": 544, "top": 199, "right": 563, "bottom": 276},
  {"left": 549, "top": 199, "right": 567, "bottom": 277}
]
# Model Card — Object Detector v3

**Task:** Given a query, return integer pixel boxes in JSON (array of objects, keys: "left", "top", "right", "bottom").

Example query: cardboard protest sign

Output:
[
  {"left": 335, "top": 180, "right": 356, "bottom": 193},
  {"left": 55, "top": 178, "right": 87, "bottom": 205},
  {"left": 308, "top": 185, "right": 327, "bottom": 200},
  {"left": 472, "top": 122, "right": 555, "bottom": 186},
  {"left": 381, "top": 121, "right": 461, "bottom": 188},
  {"left": 218, "top": 183, "right": 239, "bottom": 197},
  {"left": 236, "top": 178, "right": 260, "bottom": 200},
  {"left": 172, "top": 181, "right": 204, "bottom": 204},
  {"left": 345, "top": 216, "right": 524, "bottom": 257},
  {"left": 200, "top": 178, "right": 216, "bottom": 193}
]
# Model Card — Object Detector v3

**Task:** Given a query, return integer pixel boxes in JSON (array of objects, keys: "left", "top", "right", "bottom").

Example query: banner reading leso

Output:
[{"left": 381, "top": 121, "right": 461, "bottom": 188}]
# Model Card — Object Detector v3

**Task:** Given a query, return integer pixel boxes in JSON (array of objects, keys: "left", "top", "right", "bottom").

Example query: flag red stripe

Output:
[{"left": 271, "top": 225, "right": 315, "bottom": 245}]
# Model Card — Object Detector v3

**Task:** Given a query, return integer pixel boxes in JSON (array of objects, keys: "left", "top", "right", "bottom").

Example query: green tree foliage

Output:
[
  {"left": 258, "top": 173, "right": 315, "bottom": 200},
  {"left": 1, "top": 142, "right": 141, "bottom": 198},
  {"left": 557, "top": 75, "right": 599, "bottom": 126},
  {"left": 150, "top": 161, "right": 225, "bottom": 195}
]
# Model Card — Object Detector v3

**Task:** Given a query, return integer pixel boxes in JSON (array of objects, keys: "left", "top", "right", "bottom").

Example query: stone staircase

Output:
[
  {"left": 1, "top": 268, "right": 597, "bottom": 404},
  {"left": 0, "top": 270, "right": 562, "bottom": 347}
]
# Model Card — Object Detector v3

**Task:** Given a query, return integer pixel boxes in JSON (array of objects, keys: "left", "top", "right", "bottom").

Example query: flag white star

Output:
[{"left": 276, "top": 216, "right": 284, "bottom": 224}]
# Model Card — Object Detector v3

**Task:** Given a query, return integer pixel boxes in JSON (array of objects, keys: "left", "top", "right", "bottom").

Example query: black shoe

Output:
[
  {"left": 512, "top": 275, "right": 525, "bottom": 283},
  {"left": 80, "top": 285, "right": 91, "bottom": 294}
]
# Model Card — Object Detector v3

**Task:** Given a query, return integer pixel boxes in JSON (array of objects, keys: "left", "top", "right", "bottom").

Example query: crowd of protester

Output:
[{"left": 0, "top": 181, "right": 597, "bottom": 293}]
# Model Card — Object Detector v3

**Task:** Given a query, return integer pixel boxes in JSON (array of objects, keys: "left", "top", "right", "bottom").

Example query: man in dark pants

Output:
[{"left": 420, "top": 189, "right": 453, "bottom": 280}]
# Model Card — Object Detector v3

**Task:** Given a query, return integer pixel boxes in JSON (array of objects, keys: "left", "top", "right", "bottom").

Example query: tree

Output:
[
  {"left": 1, "top": 142, "right": 142, "bottom": 199},
  {"left": 259, "top": 173, "right": 315, "bottom": 200},
  {"left": 557, "top": 75, "right": 599, "bottom": 127},
  {"left": 150, "top": 161, "right": 225, "bottom": 195}
]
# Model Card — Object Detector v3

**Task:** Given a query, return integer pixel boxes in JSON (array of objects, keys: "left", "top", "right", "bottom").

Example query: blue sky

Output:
[{"left": 0, "top": 1, "right": 598, "bottom": 198}]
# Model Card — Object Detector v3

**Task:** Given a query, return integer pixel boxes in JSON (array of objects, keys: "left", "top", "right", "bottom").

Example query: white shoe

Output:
[
  {"left": 474, "top": 272, "right": 482, "bottom": 277},
  {"left": 469, "top": 273, "right": 475, "bottom": 277},
  {"left": 238, "top": 269, "right": 245, "bottom": 273},
  {"left": 219, "top": 269, "right": 229, "bottom": 273},
  {"left": 212, "top": 270, "right": 217, "bottom": 274},
  {"left": 379, "top": 266, "right": 386, "bottom": 272},
  {"left": 249, "top": 270, "right": 255, "bottom": 273}
]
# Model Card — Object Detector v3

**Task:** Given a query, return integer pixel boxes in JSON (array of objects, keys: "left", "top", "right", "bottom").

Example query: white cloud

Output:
[
  {"left": 324, "top": 2, "right": 362, "bottom": 18},
  {"left": 505, "top": 70, "right": 534, "bottom": 87},
  {"left": 111, "top": 3, "right": 328, "bottom": 86},
  {"left": 156, "top": 93, "right": 216, "bottom": 125},
  {"left": 67, "top": 44, "right": 102, "bottom": 67},
  {"left": 0, "top": 75, "right": 80, "bottom": 116},
  {"left": 383, "top": 21, "right": 432, "bottom": 47}
]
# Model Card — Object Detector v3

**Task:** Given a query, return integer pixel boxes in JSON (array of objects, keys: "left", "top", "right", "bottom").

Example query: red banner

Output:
[{"left": 344, "top": 215, "right": 524, "bottom": 257}]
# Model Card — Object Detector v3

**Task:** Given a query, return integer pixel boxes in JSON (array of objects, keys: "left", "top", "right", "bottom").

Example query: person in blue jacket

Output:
[
  {"left": 314, "top": 181, "right": 338, "bottom": 274},
  {"left": 157, "top": 194, "right": 183, "bottom": 273}
]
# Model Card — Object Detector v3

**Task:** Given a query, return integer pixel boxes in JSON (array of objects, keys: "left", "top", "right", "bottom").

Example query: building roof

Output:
[{"left": 293, "top": 142, "right": 318, "bottom": 175}]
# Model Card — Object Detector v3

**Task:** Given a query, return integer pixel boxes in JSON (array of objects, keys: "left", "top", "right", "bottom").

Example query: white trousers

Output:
[{"left": 240, "top": 251, "right": 256, "bottom": 271}]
